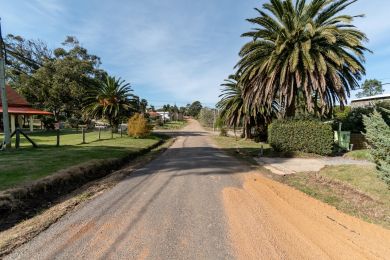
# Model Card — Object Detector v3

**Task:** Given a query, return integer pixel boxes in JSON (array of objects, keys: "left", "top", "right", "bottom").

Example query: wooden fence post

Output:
[
  {"left": 111, "top": 128, "right": 113, "bottom": 139},
  {"left": 82, "top": 128, "right": 86, "bottom": 144},
  {"left": 15, "top": 129, "right": 20, "bottom": 149},
  {"left": 56, "top": 129, "right": 60, "bottom": 147}
]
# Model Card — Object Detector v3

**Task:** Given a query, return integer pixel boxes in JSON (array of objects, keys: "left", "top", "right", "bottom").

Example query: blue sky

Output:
[{"left": 2, "top": 0, "right": 390, "bottom": 108}]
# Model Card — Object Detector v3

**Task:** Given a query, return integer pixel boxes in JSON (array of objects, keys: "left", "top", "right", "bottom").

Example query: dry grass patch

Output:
[{"left": 283, "top": 165, "right": 390, "bottom": 228}]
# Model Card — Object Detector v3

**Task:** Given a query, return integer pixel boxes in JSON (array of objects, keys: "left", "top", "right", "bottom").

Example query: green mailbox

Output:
[{"left": 334, "top": 131, "right": 351, "bottom": 150}]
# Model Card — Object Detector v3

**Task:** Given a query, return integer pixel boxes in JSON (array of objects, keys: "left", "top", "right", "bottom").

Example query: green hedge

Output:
[{"left": 268, "top": 120, "right": 334, "bottom": 155}]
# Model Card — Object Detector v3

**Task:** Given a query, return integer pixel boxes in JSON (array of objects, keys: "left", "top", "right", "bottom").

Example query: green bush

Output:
[
  {"left": 268, "top": 120, "right": 334, "bottom": 155},
  {"left": 333, "top": 101, "right": 390, "bottom": 133},
  {"left": 219, "top": 127, "right": 228, "bottom": 136},
  {"left": 363, "top": 110, "right": 390, "bottom": 186},
  {"left": 41, "top": 116, "right": 56, "bottom": 130},
  {"left": 67, "top": 118, "right": 83, "bottom": 128},
  {"left": 198, "top": 108, "right": 215, "bottom": 128}
]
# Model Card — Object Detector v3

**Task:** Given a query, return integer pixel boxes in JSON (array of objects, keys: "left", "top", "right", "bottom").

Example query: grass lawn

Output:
[
  {"left": 344, "top": 149, "right": 372, "bottom": 161},
  {"left": 0, "top": 130, "right": 162, "bottom": 191},
  {"left": 284, "top": 165, "right": 390, "bottom": 228},
  {"left": 213, "top": 135, "right": 268, "bottom": 157},
  {"left": 212, "top": 135, "right": 321, "bottom": 162},
  {"left": 154, "top": 120, "right": 187, "bottom": 130},
  {"left": 1, "top": 129, "right": 125, "bottom": 147}
]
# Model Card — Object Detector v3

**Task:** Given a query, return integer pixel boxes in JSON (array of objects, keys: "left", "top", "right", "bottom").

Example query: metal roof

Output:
[{"left": 350, "top": 93, "right": 390, "bottom": 103}]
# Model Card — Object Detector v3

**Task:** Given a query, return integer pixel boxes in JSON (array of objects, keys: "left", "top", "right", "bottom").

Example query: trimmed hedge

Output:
[{"left": 268, "top": 120, "right": 334, "bottom": 155}]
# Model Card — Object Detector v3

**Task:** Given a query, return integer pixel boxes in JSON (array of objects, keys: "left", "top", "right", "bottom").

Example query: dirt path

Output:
[
  {"left": 223, "top": 173, "right": 390, "bottom": 259},
  {"left": 257, "top": 157, "right": 373, "bottom": 175}
]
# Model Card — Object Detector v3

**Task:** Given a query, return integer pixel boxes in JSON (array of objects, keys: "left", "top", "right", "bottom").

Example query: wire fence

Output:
[{"left": 1, "top": 126, "right": 128, "bottom": 149}]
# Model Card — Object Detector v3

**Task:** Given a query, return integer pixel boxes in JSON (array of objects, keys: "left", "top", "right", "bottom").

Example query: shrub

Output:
[
  {"left": 67, "top": 117, "right": 83, "bottom": 128},
  {"left": 268, "top": 120, "right": 334, "bottom": 155},
  {"left": 127, "top": 113, "right": 150, "bottom": 138},
  {"left": 219, "top": 127, "right": 228, "bottom": 136},
  {"left": 333, "top": 101, "right": 390, "bottom": 133},
  {"left": 333, "top": 106, "right": 372, "bottom": 133},
  {"left": 198, "top": 108, "right": 215, "bottom": 128},
  {"left": 253, "top": 125, "right": 268, "bottom": 143},
  {"left": 363, "top": 110, "right": 390, "bottom": 186},
  {"left": 41, "top": 116, "right": 55, "bottom": 130}
]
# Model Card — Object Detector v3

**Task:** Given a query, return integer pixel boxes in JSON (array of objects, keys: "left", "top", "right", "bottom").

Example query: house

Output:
[
  {"left": 0, "top": 85, "right": 52, "bottom": 133},
  {"left": 156, "top": 111, "right": 171, "bottom": 121},
  {"left": 350, "top": 93, "right": 390, "bottom": 108},
  {"left": 148, "top": 111, "right": 162, "bottom": 120}
]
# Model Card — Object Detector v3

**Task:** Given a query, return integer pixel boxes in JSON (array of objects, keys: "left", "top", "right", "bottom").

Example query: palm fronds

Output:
[{"left": 236, "top": 0, "right": 369, "bottom": 117}]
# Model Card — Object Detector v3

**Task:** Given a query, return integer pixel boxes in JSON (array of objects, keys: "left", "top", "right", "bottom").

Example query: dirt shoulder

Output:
[
  {"left": 211, "top": 135, "right": 390, "bottom": 229},
  {"left": 223, "top": 172, "right": 390, "bottom": 259}
]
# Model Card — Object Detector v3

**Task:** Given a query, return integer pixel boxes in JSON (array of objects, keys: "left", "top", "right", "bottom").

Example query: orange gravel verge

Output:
[{"left": 223, "top": 172, "right": 390, "bottom": 260}]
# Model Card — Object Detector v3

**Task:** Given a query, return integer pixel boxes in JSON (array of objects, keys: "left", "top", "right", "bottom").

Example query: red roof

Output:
[
  {"left": 0, "top": 85, "right": 52, "bottom": 115},
  {"left": 0, "top": 85, "right": 30, "bottom": 107},
  {"left": 148, "top": 111, "right": 160, "bottom": 117}
]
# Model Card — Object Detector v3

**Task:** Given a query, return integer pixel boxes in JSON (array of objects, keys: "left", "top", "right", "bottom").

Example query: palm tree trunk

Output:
[
  {"left": 285, "top": 94, "right": 296, "bottom": 118},
  {"left": 244, "top": 117, "right": 252, "bottom": 139}
]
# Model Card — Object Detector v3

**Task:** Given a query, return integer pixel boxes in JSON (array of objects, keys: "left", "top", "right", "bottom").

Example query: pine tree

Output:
[{"left": 363, "top": 110, "right": 390, "bottom": 186}]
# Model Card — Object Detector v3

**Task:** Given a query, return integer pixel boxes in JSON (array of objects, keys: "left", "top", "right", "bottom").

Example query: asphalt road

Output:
[{"left": 7, "top": 120, "right": 245, "bottom": 259}]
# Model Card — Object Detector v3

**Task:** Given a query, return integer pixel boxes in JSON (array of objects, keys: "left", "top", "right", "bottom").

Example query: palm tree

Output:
[
  {"left": 217, "top": 75, "right": 246, "bottom": 132},
  {"left": 140, "top": 99, "right": 148, "bottom": 114},
  {"left": 237, "top": 0, "right": 370, "bottom": 117},
  {"left": 83, "top": 75, "right": 135, "bottom": 131},
  {"left": 217, "top": 74, "right": 277, "bottom": 139}
]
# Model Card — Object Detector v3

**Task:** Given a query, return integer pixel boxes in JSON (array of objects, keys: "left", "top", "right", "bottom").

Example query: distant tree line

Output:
[{"left": 154, "top": 101, "right": 202, "bottom": 118}]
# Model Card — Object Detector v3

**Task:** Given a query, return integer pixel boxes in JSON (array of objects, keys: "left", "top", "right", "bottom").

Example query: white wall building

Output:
[{"left": 156, "top": 112, "right": 171, "bottom": 120}]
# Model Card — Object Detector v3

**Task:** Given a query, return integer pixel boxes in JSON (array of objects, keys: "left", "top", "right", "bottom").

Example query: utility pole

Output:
[
  {"left": 213, "top": 108, "right": 216, "bottom": 132},
  {"left": 0, "top": 18, "right": 11, "bottom": 148}
]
